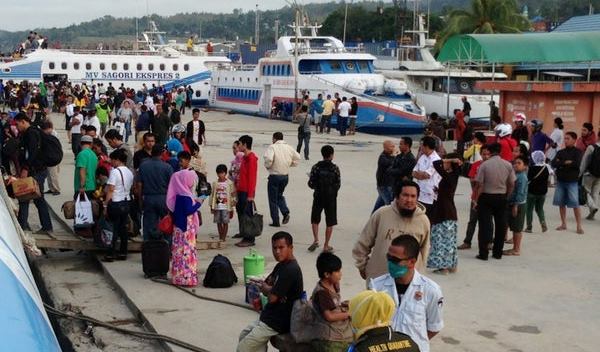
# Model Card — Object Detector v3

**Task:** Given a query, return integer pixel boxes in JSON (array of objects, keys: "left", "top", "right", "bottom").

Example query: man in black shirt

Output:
[
  {"left": 14, "top": 113, "right": 53, "bottom": 233},
  {"left": 133, "top": 132, "right": 155, "bottom": 170},
  {"left": 372, "top": 140, "right": 396, "bottom": 213},
  {"left": 386, "top": 137, "right": 416, "bottom": 185},
  {"left": 237, "top": 232, "right": 303, "bottom": 352},
  {"left": 552, "top": 131, "right": 584, "bottom": 234}
]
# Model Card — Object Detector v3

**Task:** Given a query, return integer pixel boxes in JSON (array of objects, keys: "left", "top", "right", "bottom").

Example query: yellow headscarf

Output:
[{"left": 349, "top": 290, "right": 395, "bottom": 339}]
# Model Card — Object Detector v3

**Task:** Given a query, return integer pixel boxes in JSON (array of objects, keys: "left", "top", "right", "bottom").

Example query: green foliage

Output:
[{"left": 436, "top": 0, "right": 531, "bottom": 51}]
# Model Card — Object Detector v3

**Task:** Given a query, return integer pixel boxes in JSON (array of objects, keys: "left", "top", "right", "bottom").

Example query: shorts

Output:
[
  {"left": 65, "top": 114, "right": 72, "bottom": 131},
  {"left": 311, "top": 194, "right": 337, "bottom": 227},
  {"left": 213, "top": 209, "right": 230, "bottom": 224},
  {"left": 552, "top": 181, "right": 579, "bottom": 208},
  {"left": 508, "top": 203, "right": 526, "bottom": 232}
]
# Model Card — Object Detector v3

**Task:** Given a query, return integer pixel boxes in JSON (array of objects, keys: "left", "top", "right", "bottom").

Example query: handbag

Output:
[
  {"left": 97, "top": 217, "right": 114, "bottom": 248},
  {"left": 240, "top": 202, "right": 263, "bottom": 238},
  {"left": 74, "top": 193, "right": 95, "bottom": 229},
  {"left": 12, "top": 177, "right": 41, "bottom": 201},
  {"left": 158, "top": 213, "right": 174, "bottom": 235},
  {"left": 63, "top": 198, "right": 100, "bottom": 220}
]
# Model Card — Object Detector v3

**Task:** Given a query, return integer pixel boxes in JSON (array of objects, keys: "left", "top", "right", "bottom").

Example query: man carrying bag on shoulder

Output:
[{"left": 235, "top": 135, "right": 262, "bottom": 247}]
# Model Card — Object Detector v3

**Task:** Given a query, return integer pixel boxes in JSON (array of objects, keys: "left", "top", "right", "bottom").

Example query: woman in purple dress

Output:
[{"left": 166, "top": 169, "right": 202, "bottom": 286}]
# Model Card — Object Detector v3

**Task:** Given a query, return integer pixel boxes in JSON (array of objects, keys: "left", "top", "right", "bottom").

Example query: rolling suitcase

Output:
[{"left": 142, "top": 239, "right": 170, "bottom": 278}]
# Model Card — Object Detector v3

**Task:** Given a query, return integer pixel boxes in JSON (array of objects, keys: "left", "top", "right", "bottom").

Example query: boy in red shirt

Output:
[{"left": 235, "top": 134, "right": 259, "bottom": 247}]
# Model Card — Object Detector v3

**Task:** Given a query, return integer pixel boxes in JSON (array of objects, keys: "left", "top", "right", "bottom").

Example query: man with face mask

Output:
[
  {"left": 368, "top": 235, "right": 444, "bottom": 352},
  {"left": 353, "top": 180, "right": 430, "bottom": 281}
]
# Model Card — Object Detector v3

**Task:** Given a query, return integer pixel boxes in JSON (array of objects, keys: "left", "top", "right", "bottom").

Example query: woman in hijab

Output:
[
  {"left": 166, "top": 169, "right": 202, "bottom": 287},
  {"left": 348, "top": 290, "right": 419, "bottom": 352},
  {"left": 525, "top": 150, "right": 550, "bottom": 233}
]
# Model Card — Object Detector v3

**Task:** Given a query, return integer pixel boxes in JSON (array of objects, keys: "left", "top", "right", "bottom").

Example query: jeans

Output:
[
  {"left": 71, "top": 133, "right": 81, "bottom": 157},
  {"left": 583, "top": 175, "right": 600, "bottom": 211},
  {"left": 338, "top": 115, "right": 348, "bottom": 135},
  {"left": 320, "top": 115, "right": 331, "bottom": 133},
  {"left": 107, "top": 200, "right": 130, "bottom": 256},
  {"left": 477, "top": 193, "right": 508, "bottom": 259},
  {"left": 18, "top": 170, "right": 53, "bottom": 231},
  {"left": 267, "top": 175, "right": 289, "bottom": 225},
  {"left": 372, "top": 186, "right": 393, "bottom": 213},
  {"left": 464, "top": 201, "right": 478, "bottom": 245},
  {"left": 525, "top": 193, "right": 546, "bottom": 229},
  {"left": 142, "top": 194, "right": 168, "bottom": 241},
  {"left": 236, "top": 191, "right": 255, "bottom": 243},
  {"left": 124, "top": 121, "right": 132, "bottom": 144},
  {"left": 296, "top": 132, "right": 310, "bottom": 159}
]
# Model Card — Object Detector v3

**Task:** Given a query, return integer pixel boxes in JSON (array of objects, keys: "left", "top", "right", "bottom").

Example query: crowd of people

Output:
[{"left": 4, "top": 76, "right": 600, "bottom": 351}]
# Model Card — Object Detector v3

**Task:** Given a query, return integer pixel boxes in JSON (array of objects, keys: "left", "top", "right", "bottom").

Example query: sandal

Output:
[
  {"left": 322, "top": 246, "right": 334, "bottom": 253},
  {"left": 502, "top": 249, "right": 520, "bottom": 256},
  {"left": 576, "top": 228, "right": 585, "bottom": 235},
  {"left": 308, "top": 242, "right": 319, "bottom": 252},
  {"left": 457, "top": 243, "right": 471, "bottom": 250}
]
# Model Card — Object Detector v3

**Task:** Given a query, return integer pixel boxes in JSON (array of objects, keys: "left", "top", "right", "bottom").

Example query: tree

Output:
[{"left": 437, "top": 0, "right": 531, "bottom": 51}]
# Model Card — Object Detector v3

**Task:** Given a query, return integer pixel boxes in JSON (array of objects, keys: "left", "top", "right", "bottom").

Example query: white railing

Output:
[{"left": 59, "top": 48, "right": 228, "bottom": 57}]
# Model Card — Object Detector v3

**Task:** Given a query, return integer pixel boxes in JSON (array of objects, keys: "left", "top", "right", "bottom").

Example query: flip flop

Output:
[
  {"left": 322, "top": 246, "right": 334, "bottom": 253},
  {"left": 502, "top": 249, "right": 520, "bottom": 256},
  {"left": 576, "top": 229, "right": 585, "bottom": 235},
  {"left": 308, "top": 242, "right": 319, "bottom": 252}
]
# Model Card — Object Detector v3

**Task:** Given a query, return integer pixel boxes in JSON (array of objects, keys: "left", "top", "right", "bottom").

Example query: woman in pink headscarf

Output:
[{"left": 166, "top": 169, "right": 202, "bottom": 286}]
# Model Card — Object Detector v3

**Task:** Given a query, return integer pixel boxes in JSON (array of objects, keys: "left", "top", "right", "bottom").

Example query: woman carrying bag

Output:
[{"left": 102, "top": 148, "right": 134, "bottom": 262}]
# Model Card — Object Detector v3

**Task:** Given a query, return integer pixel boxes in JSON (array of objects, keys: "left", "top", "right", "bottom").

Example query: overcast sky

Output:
[{"left": 2, "top": 0, "right": 351, "bottom": 31}]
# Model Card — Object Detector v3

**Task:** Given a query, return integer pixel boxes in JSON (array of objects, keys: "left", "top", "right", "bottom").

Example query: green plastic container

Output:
[{"left": 243, "top": 249, "right": 265, "bottom": 283}]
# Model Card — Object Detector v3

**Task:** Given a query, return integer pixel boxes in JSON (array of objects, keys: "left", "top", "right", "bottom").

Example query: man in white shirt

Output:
[
  {"left": 337, "top": 96, "right": 351, "bottom": 136},
  {"left": 65, "top": 96, "right": 75, "bottom": 143},
  {"left": 368, "top": 235, "right": 444, "bottom": 352},
  {"left": 83, "top": 110, "right": 101, "bottom": 135},
  {"left": 70, "top": 106, "right": 83, "bottom": 157},
  {"left": 263, "top": 132, "right": 301, "bottom": 227},
  {"left": 412, "top": 136, "right": 441, "bottom": 218}
]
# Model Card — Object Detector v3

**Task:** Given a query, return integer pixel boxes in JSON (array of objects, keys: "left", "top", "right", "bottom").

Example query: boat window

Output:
[
  {"left": 275, "top": 65, "right": 280, "bottom": 76},
  {"left": 137, "top": 63, "right": 142, "bottom": 71},
  {"left": 344, "top": 61, "right": 358, "bottom": 73},
  {"left": 298, "top": 60, "right": 321, "bottom": 74},
  {"left": 99, "top": 63, "right": 106, "bottom": 70},
  {"left": 266, "top": 65, "right": 270, "bottom": 76},
  {"left": 159, "top": 63, "right": 165, "bottom": 71},
  {"left": 184, "top": 64, "right": 189, "bottom": 71},
  {"left": 49, "top": 62, "right": 55, "bottom": 70},
  {"left": 196, "top": 91, "right": 201, "bottom": 97},
  {"left": 123, "top": 63, "right": 129, "bottom": 70},
  {"left": 85, "top": 63, "right": 91, "bottom": 70},
  {"left": 61, "top": 62, "right": 67, "bottom": 70},
  {"left": 357, "top": 60, "right": 370, "bottom": 73},
  {"left": 329, "top": 61, "right": 343, "bottom": 73},
  {"left": 148, "top": 63, "right": 154, "bottom": 71},
  {"left": 262, "top": 65, "right": 266, "bottom": 76},
  {"left": 255, "top": 77, "right": 258, "bottom": 82},
  {"left": 73, "top": 63, "right": 80, "bottom": 70},
  {"left": 111, "top": 63, "right": 117, "bottom": 70},
  {"left": 173, "top": 64, "right": 179, "bottom": 71},
  {"left": 239, "top": 77, "right": 242, "bottom": 82},
  {"left": 286, "top": 64, "right": 291, "bottom": 76},
  {"left": 247, "top": 77, "right": 250, "bottom": 82}
]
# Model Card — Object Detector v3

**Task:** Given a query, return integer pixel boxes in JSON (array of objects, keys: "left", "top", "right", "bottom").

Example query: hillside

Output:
[{"left": 1, "top": 0, "right": 598, "bottom": 53}]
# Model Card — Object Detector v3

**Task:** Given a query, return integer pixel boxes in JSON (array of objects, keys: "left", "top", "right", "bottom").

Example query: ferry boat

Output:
[
  {"left": 376, "top": 14, "right": 506, "bottom": 121},
  {"left": 210, "top": 24, "right": 426, "bottom": 135},
  {"left": 0, "top": 22, "right": 230, "bottom": 105},
  {"left": 0, "top": 181, "right": 60, "bottom": 351}
]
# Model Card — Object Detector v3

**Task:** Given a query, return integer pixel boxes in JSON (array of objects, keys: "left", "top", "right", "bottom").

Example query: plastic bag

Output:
[
  {"left": 74, "top": 193, "right": 95, "bottom": 228},
  {"left": 97, "top": 218, "right": 113, "bottom": 248}
]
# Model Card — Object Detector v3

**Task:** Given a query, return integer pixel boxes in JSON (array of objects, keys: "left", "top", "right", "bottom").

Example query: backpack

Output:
[
  {"left": 588, "top": 145, "right": 600, "bottom": 177},
  {"left": 203, "top": 254, "right": 238, "bottom": 288},
  {"left": 38, "top": 129, "right": 63, "bottom": 167}
]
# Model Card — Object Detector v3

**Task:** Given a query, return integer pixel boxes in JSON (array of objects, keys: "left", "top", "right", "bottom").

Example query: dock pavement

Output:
[{"left": 36, "top": 110, "right": 600, "bottom": 352}]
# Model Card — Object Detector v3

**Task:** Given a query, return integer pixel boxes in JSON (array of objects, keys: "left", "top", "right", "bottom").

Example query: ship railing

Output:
[
  {"left": 58, "top": 48, "right": 229, "bottom": 57},
  {"left": 310, "top": 74, "right": 424, "bottom": 116},
  {"left": 290, "top": 46, "right": 366, "bottom": 55},
  {"left": 219, "top": 63, "right": 258, "bottom": 72}
]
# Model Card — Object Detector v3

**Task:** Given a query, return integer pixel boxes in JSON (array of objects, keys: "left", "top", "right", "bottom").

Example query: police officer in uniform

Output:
[{"left": 369, "top": 235, "right": 444, "bottom": 352}]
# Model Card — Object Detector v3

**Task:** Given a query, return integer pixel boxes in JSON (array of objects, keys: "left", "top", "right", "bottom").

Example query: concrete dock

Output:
[{"left": 33, "top": 110, "right": 600, "bottom": 352}]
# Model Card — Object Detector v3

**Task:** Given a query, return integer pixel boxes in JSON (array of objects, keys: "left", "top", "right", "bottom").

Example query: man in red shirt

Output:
[
  {"left": 495, "top": 123, "right": 517, "bottom": 161},
  {"left": 235, "top": 135, "right": 259, "bottom": 247}
]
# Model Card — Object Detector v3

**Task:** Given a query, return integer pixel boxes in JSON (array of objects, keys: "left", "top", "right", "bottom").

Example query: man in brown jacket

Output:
[{"left": 353, "top": 180, "right": 430, "bottom": 281}]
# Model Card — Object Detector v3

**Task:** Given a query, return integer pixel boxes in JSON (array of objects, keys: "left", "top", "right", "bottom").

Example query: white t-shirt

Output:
[
  {"left": 338, "top": 101, "right": 351, "bottom": 117},
  {"left": 66, "top": 103, "right": 75, "bottom": 117},
  {"left": 107, "top": 166, "right": 134, "bottom": 202},
  {"left": 414, "top": 151, "right": 442, "bottom": 205},
  {"left": 192, "top": 120, "right": 200, "bottom": 145},
  {"left": 71, "top": 113, "right": 83, "bottom": 134},
  {"left": 84, "top": 116, "right": 101, "bottom": 132}
]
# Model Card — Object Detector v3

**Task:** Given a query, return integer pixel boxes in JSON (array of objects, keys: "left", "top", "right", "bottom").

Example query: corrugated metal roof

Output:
[
  {"left": 553, "top": 14, "right": 600, "bottom": 32},
  {"left": 437, "top": 32, "right": 600, "bottom": 64}
]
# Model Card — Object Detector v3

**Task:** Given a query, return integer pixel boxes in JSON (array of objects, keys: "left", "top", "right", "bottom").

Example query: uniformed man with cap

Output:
[{"left": 368, "top": 235, "right": 443, "bottom": 352}]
